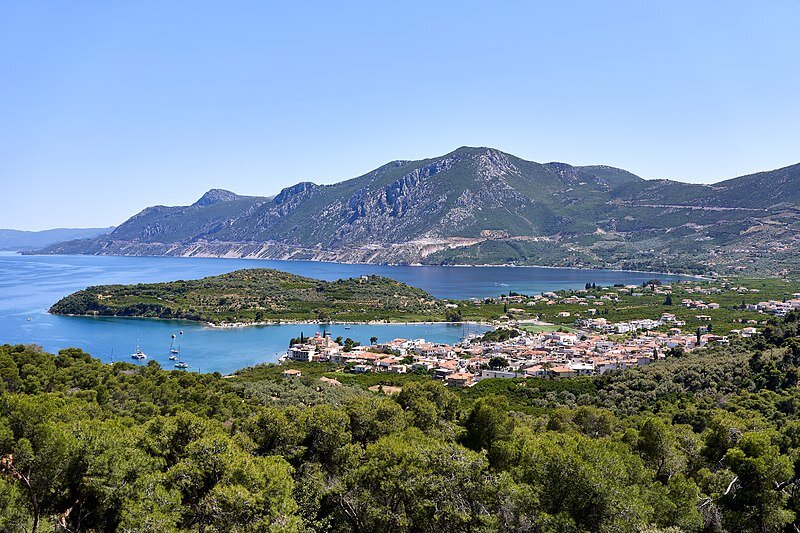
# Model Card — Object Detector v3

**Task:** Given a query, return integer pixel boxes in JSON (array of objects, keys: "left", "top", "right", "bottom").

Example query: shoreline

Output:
[
  {"left": 51, "top": 312, "right": 496, "bottom": 329},
  {"left": 17, "top": 251, "right": 707, "bottom": 280},
  {"left": 207, "top": 319, "right": 495, "bottom": 329}
]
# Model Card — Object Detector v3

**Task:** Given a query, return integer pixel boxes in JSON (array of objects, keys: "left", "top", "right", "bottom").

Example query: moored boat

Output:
[{"left": 169, "top": 334, "right": 180, "bottom": 359}]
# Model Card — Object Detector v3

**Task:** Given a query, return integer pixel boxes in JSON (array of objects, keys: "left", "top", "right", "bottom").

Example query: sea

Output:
[{"left": 0, "top": 253, "right": 690, "bottom": 374}]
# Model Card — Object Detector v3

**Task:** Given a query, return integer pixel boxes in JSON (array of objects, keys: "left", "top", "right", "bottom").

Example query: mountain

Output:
[
  {"left": 0, "top": 226, "right": 114, "bottom": 251},
  {"left": 35, "top": 147, "right": 800, "bottom": 276}
]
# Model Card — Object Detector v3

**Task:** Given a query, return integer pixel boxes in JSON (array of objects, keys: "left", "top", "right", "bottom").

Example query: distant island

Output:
[
  {"left": 0, "top": 226, "right": 113, "bottom": 251},
  {"left": 49, "top": 268, "right": 498, "bottom": 325},
  {"left": 31, "top": 146, "right": 800, "bottom": 277}
]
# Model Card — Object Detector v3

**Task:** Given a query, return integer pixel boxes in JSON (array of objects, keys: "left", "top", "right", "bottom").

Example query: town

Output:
[
  {"left": 281, "top": 326, "right": 723, "bottom": 388},
  {"left": 280, "top": 279, "right": 800, "bottom": 387}
]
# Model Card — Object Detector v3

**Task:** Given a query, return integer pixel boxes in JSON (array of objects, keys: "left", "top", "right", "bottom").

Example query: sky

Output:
[{"left": 1, "top": 1, "right": 799, "bottom": 230}]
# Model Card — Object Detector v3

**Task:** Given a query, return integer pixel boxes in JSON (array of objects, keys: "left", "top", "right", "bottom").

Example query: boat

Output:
[
  {"left": 169, "top": 335, "right": 180, "bottom": 358},
  {"left": 131, "top": 332, "right": 147, "bottom": 360},
  {"left": 174, "top": 361, "right": 189, "bottom": 369}
]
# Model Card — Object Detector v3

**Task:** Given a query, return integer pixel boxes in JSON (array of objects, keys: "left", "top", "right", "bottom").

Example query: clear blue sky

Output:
[{"left": 2, "top": 1, "right": 799, "bottom": 230}]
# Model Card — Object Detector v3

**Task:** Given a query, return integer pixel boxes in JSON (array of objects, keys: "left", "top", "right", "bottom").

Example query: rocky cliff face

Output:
[{"left": 35, "top": 147, "right": 800, "bottom": 275}]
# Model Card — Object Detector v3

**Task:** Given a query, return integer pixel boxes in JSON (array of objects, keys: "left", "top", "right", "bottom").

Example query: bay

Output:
[{"left": 0, "top": 253, "right": 689, "bottom": 374}]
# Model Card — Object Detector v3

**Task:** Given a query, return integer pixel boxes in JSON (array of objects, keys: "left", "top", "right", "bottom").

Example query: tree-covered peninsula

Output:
[{"left": 49, "top": 268, "right": 471, "bottom": 324}]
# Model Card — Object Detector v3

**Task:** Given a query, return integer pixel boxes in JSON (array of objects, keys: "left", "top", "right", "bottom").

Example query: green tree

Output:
[
  {"left": 342, "top": 431, "right": 495, "bottom": 531},
  {"left": 167, "top": 433, "right": 301, "bottom": 531},
  {"left": 0, "top": 352, "right": 22, "bottom": 393},
  {"left": 0, "top": 476, "right": 31, "bottom": 532},
  {"left": 302, "top": 404, "right": 353, "bottom": 472},
  {"left": 650, "top": 474, "right": 703, "bottom": 531},
  {"left": 702, "top": 412, "right": 747, "bottom": 465},
  {"left": 60, "top": 420, "right": 159, "bottom": 531},
  {"left": 0, "top": 396, "right": 78, "bottom": 533},
  {"left": 513, "top": 431, "right": 653, "bottom": 531},
  {"left": 721, "top": 432, "right": 794, "bottom": 532},
  {"left": 637, "top": 417, "right": 678, "bottom": 482},
  {"left": 243, "top": 406, "right": 306, "bottom": 460},
  {"left": 572, "top": 406, "right": 618, "bottom": 439},
  {"left": 488, "top": 356, "right": 508, "bottom": 370},
  {"left": 462, "top": 396, "right": 515, "bottom": 468},
  {"left": 346, "top": 396, "right": 406, "bottom": 446},
  {"left": 396, "top": 381, "right": 459, "bottom": 437},
  {"left": 445, "top": 307, "right": 462, "bottom": 322},
  {"left": 118, "top": 474, "right": 182, "bottom": 532}
]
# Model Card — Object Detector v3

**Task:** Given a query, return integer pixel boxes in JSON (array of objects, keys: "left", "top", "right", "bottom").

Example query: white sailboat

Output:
[
  {"left": 174, "top": 334, "right": 189, "bottom": 368},
  {"left": 169, "top": 334, "right": 180, "bottom": 360},
  {"left": 131, "top": 346, "right": 147, "bottom": 360},
  {"left": 131, "top": 332, "right": 147, "bottom": 360}
]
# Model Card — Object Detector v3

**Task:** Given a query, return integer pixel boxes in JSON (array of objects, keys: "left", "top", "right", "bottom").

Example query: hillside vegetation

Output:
[
  {"left": 48, "top": 268, "right": 456, "bottom": 324},
  {"left": 1, "top": 312, "right": 800, "bottom": 530},
  {"left": 37, "top": 146, "right": 800, "bottom": 276}
]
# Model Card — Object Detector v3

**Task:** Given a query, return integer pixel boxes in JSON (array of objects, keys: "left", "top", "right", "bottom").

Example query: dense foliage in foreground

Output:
[{"left": 2, "top": 312, "right": 800, "bottom": 531}]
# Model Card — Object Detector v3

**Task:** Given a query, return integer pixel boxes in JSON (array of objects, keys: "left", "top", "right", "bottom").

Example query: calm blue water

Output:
[{"left": 0, "top": 253, "right": 688, "bottom": 373}]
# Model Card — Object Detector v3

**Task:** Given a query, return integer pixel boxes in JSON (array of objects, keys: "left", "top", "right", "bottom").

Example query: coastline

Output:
[
  {"left": 20, "top": 250, "right": 707, "bottom": 280},
  {"left": 51, "top": 311, "right": 495, "bottom": 329},
  {"left": 206, "top": 319, "right": 496, "bottom": 329}
]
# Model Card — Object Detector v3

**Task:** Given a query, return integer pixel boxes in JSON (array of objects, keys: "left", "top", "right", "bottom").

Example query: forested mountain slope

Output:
[{"left": 38, "top": 147, "right": 800, "bottom": 275}]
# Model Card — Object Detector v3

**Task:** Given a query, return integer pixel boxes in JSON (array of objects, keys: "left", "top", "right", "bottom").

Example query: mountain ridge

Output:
[
  {"left": 34, "top": 147, "right": 800, "bottom": 276},
  {"left": 0, "top": 226, "right": 114, "bottom": 251}
]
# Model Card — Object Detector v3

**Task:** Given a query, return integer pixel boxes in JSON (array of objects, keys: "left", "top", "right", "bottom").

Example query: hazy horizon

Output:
[{"left": 2, "top": 1, "right": 799, "bottom": 230}]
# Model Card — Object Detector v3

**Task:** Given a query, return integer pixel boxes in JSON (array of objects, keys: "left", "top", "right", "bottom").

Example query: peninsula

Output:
[{"left": 49, "top": 268, "right": 495, "bottom": 324}]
